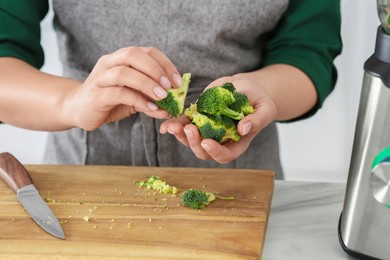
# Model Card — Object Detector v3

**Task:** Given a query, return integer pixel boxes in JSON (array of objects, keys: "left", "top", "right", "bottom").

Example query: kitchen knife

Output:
[{"left": 0, "top": 152, "right": 65, "bottom": 239}]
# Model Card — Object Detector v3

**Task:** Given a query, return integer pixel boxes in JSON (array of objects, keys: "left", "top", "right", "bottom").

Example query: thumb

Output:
[{"left": 237, "top": 102, "right": 277, "bottom": 137}]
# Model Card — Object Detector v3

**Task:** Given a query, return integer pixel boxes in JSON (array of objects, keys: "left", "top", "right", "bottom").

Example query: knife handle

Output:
[{"left": 0, "top": 152, "right": 33, "bottom": 193}]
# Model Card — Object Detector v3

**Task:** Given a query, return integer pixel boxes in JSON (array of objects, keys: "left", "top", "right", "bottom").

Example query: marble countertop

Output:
[{"left": 262, "top": 180, "right": 355, "bottom": 260}]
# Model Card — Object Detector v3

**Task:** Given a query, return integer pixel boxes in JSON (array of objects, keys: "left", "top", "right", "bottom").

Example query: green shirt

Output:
[{"left": 0, "top": 0, "right": 342, "bottom": 120}]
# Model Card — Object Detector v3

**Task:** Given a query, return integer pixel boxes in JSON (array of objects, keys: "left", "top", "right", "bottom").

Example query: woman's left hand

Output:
[{"left": 159, "top": 75, "right": 278, "bottom": 164}]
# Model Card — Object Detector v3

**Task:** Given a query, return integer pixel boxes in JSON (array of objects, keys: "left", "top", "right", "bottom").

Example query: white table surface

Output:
[{"left": 263, "top": 181, "right": 356, "bottom": 260}]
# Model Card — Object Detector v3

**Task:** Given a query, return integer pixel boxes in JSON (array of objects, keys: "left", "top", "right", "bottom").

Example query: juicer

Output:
[{"left": 338, "top": 1, "right": 390, "bottom": 259}]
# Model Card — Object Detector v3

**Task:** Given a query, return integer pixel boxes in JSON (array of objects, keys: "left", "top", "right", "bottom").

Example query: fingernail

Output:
[
  {"left": 153, "top": 86, "right": 168, "bottom": 99},
  {"left": 147, "top": 101, "right": 158, "bottom": 111},
  {"left": 184, "top": 128, "right": 193, "bottom": 138},
  {"left": 201, "top": 143, "right": 211, "bottom": 151},
  {"left": 172, "top": 73, "right": 183, "bottom": 87},
  {"left": 160, "top": 76, "right": 171, "bottom": 89},
  {"left": 242, "top": 122, "right": 252, "bottom": 136},
  {"left": 168, "top": 128, "right": 175, "bottom": 134}
]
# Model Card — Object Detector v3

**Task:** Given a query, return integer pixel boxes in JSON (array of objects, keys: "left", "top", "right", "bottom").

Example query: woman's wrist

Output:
[{"left": 56, "top": 79, "right": 83, "bottom": 130}]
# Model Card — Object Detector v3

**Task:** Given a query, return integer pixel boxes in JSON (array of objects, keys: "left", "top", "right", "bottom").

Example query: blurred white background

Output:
[{"left": 0, "top": 1, "right": 379, "bottom": 182}]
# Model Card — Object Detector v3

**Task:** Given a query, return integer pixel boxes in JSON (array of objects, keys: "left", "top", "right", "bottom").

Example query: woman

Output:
[{"left": 0, "top": 0, "right": 342, "bottom": 179}]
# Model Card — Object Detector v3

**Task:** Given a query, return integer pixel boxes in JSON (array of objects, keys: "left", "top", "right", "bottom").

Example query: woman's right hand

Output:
[{"left": 64, "top": 46, "right": 183, "bottom": 131}]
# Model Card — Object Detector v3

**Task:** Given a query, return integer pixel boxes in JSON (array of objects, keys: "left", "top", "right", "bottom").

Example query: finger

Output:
[
  {"left": 97, "top": 47, "right": 174, "bottom": 90},
  {"left": 98, "top": 84, "right": 160, "bottom": 114},
  {"left": 183, "top": 124, "right": 212, "bottom": 160},
  {"left": 160, "top": 116, "right": 191, "bottom": 146},
  {"left": 200, "top": 139, "right": 235, "bottom": 164},
  {"left": 237, "top": 98, "right": 277, "bottom": 136},
  {"left": 98, "top": 66, "right": 169, "bottom": 101},
  {"left": 140, "top": 47, "right": 182, "bottom": 88},
  {"left": 160, "top": 115, "right": 190, "bottom": 133},
  {"left": 105, "top": 105, "right": 170, "bottom": 123},
  {"left": 200, "top": 136, "right": 252, "bottom": 164},
  {"left": 143, "top": 109, "right": 171, "bottom": 119}
]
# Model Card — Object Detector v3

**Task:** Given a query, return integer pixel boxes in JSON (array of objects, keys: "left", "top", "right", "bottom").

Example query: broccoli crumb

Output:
[
  {"left": 44, "top": 197, "right": 56, "bottom": 203},
  {"left": 136, "top": 176, "right": 179, "bottom": 195}
]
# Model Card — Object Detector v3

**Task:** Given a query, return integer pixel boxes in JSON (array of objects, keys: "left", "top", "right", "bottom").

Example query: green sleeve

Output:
[
  {"left": 263, "top": 0, "right": 342, "bottom": 120},
  {"left": 0, "top": 0, "right": 49, "bottom": 69}
]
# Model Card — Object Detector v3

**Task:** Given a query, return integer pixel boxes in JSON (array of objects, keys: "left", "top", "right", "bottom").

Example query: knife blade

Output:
[{"left": 0, "top": 152, "right": 65, "bottom": 239}]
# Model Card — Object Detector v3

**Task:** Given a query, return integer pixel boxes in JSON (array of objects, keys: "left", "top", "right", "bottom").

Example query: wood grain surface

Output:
[{"left": 0, "top": 165, "right": 274, "bottom": 259}]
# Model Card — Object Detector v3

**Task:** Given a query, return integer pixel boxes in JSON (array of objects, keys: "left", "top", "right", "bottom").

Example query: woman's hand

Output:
[
  {"left": 159, "top": 75, "right": 278, "bottom": 164},
  {"left": 64, "top": 47, "right": 183, "bottom": 131}
]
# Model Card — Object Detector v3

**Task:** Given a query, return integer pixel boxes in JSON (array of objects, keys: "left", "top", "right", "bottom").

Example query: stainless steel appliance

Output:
[{"left": 338, "top": 1, "right": 390, "bottom": 259}]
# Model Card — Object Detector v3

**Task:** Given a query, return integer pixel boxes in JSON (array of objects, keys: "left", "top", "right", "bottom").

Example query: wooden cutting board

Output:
[{"left": 0, "top": 165, "right": 274, "bottom": 259}]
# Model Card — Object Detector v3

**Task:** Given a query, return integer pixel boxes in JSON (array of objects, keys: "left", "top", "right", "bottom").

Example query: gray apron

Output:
[{"left": 44, "top": 0, "right": 289, "bottom": 179}]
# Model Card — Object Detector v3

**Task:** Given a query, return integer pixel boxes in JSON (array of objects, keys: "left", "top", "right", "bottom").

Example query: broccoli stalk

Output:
[
  {"left": 219, "top": 82, "right": 254, "bottom": 115},
  {"left": 155, "top": 73, "right": 191, "bottom": 117},
  {"left": 196, "top": 87, "right": 244, "bottom": 120}
]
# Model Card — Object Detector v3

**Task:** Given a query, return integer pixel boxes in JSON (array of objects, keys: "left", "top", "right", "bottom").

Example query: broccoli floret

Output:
[
  {"left": 182, "top": 189, "right": 216, "bottom": 210},
  {"left": 155, "top": 73, "right": 191, "bottom": 117},
  {"left": 193, "top": 114, "right": 227, "bottom": 143},
  {"left": 196, "top": 86, "right": 244, "bottom": 120},
  {"left": 220, "top": 120, "right": 240, "bottom": 143},
  {"left": 207, "top": 113, "right": 240, "bottom": 143},
  {"left": 185, "top": 104, "right": 240, "bottom": 143},
  {"left": 221, "top": 82, "right": 236, "bottom": 93},
  {"left": 185, "top": 82, "right": 254, "bottom": 143},
  {"left": 230, "top": 92, "right": 255, "bottom": 115}
]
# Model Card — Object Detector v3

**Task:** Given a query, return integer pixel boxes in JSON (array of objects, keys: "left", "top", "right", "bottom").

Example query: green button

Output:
[{"left": 372, "top": 147, "right": 390, "bottom": 169}]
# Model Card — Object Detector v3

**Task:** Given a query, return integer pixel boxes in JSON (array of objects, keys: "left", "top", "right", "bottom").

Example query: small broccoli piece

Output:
[
  {"left": 230, "top": 92, "right": 255, "bottom": 115},
  {"left": 182, "top": 189, "right": 216, "bottom": 210},
  {"left": 221, "top": 82, "right": 236, "bottom": 93},
  {"left": 136, "top": 176, "right": 179, "bottom": 195},
  {"left": 155, "top": 73, "right": 191, "bottom": 117},
  {"left": 197, "top": 86, "right": 244, "bottom": 120},
  {"left": 185, "top": 104, "right": 240, "bottom": 143},
  {"left": 192, "top": 113, "right": 226, "bottom": 143},
  {"left": 208, "top": 113, "right": 240, "bottom": 143}
]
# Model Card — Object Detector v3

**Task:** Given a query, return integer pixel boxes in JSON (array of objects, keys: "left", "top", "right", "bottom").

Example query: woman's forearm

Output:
[
  {"left": 0, "top": 57, "right": 80, "bottom": 131},
  {"left": 235, "top": 64, "right": 317, "bottom": 121},
  {"left": 0, "top": 47, "right": 184, "bottom": 131}
]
